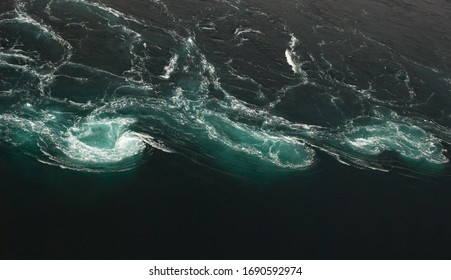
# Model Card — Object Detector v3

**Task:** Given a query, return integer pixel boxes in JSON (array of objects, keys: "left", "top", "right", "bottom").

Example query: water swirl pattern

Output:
[{"left": 0, "top": 0, "right": 450, "bottom": 174}]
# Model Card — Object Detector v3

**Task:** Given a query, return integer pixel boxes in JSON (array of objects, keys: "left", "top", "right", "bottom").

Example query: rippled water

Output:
[
  {"left": 1, "top": 0, "right": 451, "bottom": 259},
  {"left": 1, "top": 0, "right": 450, "bottom": 175}
]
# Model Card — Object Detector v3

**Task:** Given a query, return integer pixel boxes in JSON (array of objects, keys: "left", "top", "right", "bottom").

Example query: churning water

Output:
[
  {"left": 1, "top": 0, "right": 451, "bottom": 259},
  {"left": 1, "top": 0, "right": 450, "bottom": 175}
]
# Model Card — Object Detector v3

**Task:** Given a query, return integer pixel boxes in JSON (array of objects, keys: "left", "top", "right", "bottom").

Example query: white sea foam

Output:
[
  {"left": 341, "top": 109, "right": 449, "bottom": 165},
  {"left": 1, "top": 0, "right": 449, "bottom": 175},
  {"left": 62, "top": 118, "right": 145, "bottom": 164},
  {"left": 0, "top": 106, "right": 161, "bottom": 172},
  {"left": 234, "top": 27, "right": 262, "bottom": 37},
  {"left": 160, "top": 53, "right": 179, "bottom": 79},
  {"left": 285, "top": 34, "right": 308, "bottom": 79}
]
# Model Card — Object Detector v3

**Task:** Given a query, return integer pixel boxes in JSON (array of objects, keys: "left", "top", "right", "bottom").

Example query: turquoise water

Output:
[
  {"left": 1, "top": 0, "right": 451, "bottom": 259},
  {"left": 1, "top": 0, "right": 450, "bottom": 175}
]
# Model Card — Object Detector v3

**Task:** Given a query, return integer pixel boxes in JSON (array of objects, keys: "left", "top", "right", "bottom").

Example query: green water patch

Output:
[
  {"left": 0, "top": 102, "right": 154, "bottom": 172},
  {"left": 338, "top": 107, "right": 448, "bottom": 167}
]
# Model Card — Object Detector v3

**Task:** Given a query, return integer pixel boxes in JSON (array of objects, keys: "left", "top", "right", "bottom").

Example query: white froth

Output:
[
  {"left": 62, "top": 118, "right": 146, "bottom": 164},
  {"left": 160, "top": 53, "right": 179, "bottom": 79},
  {"left": 285, "top": 34, "right": 308, "bottom": 79}
]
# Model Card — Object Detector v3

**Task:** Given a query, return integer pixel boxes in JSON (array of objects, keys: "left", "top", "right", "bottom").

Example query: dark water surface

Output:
[{"left": 1, "top": 0, "right": 451, "bottom": 259}]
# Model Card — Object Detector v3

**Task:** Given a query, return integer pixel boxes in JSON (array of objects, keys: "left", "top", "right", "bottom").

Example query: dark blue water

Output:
[{"left": 1, "top": 0, "right": 451, "bottom": 259}]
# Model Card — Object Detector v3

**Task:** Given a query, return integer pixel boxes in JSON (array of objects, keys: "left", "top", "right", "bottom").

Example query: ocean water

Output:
[{"left": 1, "top": 0, "right": 451, "bottom": 259}]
